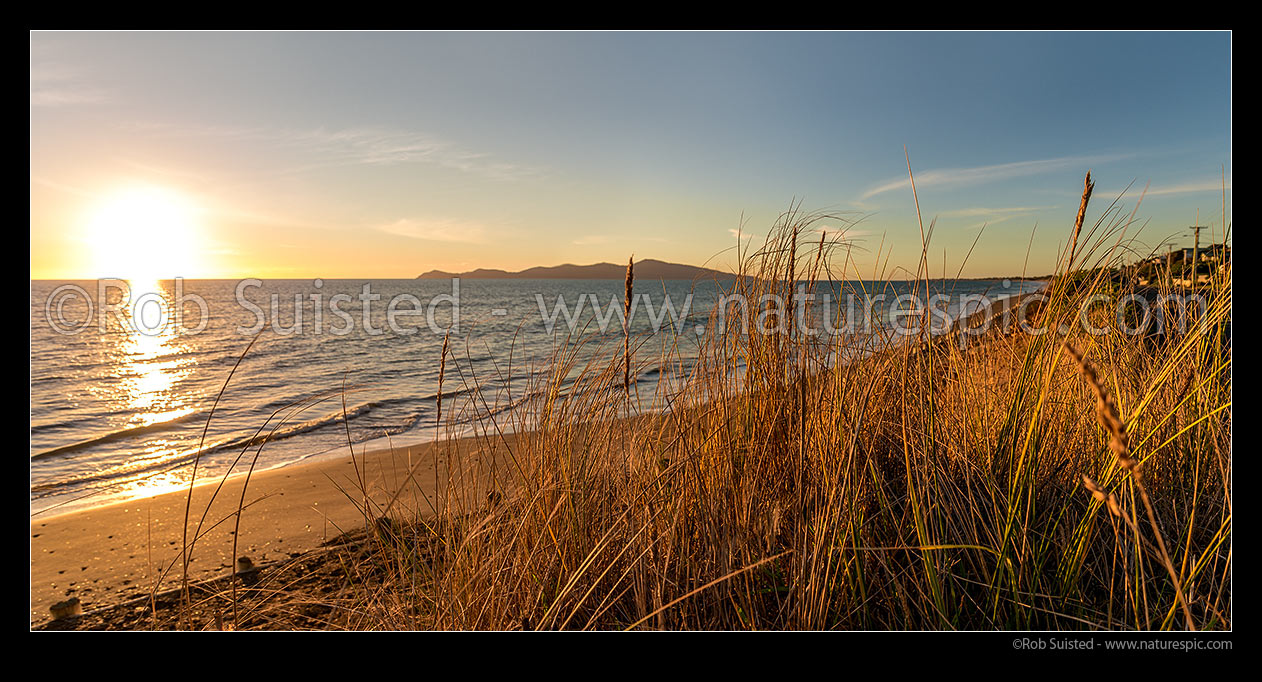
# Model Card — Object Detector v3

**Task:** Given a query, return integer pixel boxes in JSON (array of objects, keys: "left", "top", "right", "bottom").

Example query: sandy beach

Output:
[{"left": 31, "top": 433, "right": 517, "bottom": 625}]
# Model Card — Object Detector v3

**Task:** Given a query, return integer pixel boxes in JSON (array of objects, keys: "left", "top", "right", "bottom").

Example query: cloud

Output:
[
  {"left": 376, "top": 218, "right": 490, "bottom": 243},
  {"left": 1097, "top": 180, "right": 1232, "bottom": 198},
  {"left": 923, "top": 206, "right": 1061, "bottom": 233},
  {"left": 30, "top": 175, "right": 91, "bottom": 198},
  {"left": 729, "top": 228, "right": 759, "bottom": 241},
  {"left": 127, "top": 122, "right": 539, "bottom": 181},
  {"left": 962, "top": 216, "right": 1025, "bottom": 231},
  {"left": 860, "top": 154, "right": 1130, "bottom": 200},
  {"left": 815, "top": 225, "right": 872, "bottom": 239},
  {"left": 29, "top": 64, "right": 108, "bottom": 108},
  {"left": 938, "top": 205, "right": 1058, "bottom": 219}
]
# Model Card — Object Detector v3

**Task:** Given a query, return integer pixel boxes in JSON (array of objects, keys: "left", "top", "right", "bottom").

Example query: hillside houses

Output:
[{"left": 1134, "top": 244, "right": 1230, "bottom": 286}]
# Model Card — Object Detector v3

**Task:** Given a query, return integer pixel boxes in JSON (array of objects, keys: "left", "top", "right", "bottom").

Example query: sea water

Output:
[{"left": 30, "top": 277, "right": 1044, "bottom": 515}]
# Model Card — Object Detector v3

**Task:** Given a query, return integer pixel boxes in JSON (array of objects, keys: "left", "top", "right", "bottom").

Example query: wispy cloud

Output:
[
  {"left": 29, "top": 64, "right": 108, "bottom": 108},
  {"left": 938, "top": 205, "right": 1058, "bottom": 219},
  {"left": 729, "top": 228, "right": 759, "bottom": 241},
  {"left": 962, "top": 216, "right": 1029, "bottom": 231},
  {"left": 860, "top": 154, "right": 1130, "bottom": 200},
  {"left": 30, "top": 175, "right": 92, "bottom": 198},
  {"left": 277, "top": 127, "right": 537, "bottom": 179},
  {"left": 376, "top": 218, "right": 491, "bottom": 243},
  {"left": 1097, "top": 179, "right": 1232, "bottom": 198},
  {"left": 816, "top": 225, "right": 871, "bottom": 238},
  {"left": 127, "top": 122, "right": 540, "bottom": 181}
]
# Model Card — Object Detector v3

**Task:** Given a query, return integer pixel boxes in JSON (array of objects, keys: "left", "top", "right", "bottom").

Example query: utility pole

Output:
[{"left": 1189, "top": 212, "right": 1209, "bottom": 285}]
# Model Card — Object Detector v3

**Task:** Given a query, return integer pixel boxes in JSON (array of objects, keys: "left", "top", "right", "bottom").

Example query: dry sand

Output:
[{"left": 31, "top": 433, "right": 519, "bottom": 625}]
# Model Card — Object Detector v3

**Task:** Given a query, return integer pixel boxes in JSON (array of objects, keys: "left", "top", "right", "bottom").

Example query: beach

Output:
[
  {"left": 30, "top": 291, "right": 1039, "bottom": 626},
  {"left": 31, "top": 433, "right": 516, "bottom": 625}
]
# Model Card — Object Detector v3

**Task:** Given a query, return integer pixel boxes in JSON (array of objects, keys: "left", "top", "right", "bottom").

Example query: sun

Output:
[{"left": 83, "top": 186, "right": 205, "bottom": 281}]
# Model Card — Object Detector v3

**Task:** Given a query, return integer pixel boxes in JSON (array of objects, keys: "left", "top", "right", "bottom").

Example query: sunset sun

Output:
[{"left": 82, "top": 186, "right": 203, "bottom": 281}]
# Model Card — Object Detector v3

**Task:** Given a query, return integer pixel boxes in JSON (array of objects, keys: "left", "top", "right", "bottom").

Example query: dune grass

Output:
[{"left": 211, "top": 173, "right": 1231, "bottom": 631}]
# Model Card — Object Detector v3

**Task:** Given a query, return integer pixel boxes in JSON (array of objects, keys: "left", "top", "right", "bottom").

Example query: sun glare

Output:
[{"left": 83, "top": 187, "right": 205, "bottom": 281}]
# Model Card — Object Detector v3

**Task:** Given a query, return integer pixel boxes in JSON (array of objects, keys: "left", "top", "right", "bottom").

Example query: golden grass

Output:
[{"left": 210, "top": 173, "right": 1231, "bottom": 631}]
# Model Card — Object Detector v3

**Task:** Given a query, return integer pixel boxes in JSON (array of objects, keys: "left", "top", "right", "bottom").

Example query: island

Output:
[{"left": 417, "top": 258, "right": 737, "bottom": 281}]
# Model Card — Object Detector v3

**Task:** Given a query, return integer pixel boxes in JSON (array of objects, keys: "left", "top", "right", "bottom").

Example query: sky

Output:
[{"left": 30, "top": 31, "right": 1232, "bottom": 280}]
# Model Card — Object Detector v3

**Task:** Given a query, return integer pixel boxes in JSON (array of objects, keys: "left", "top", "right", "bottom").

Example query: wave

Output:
[
  {"left": 30, "top": 366, "right": 688, "bottom": 500},
  {"left": 31, "top": 411, "right": 207, "bottom": 461},
  {"left": 31, "top": 396, "right": 425, "bottom": 496},
  {"left": 30, "top": 392, "right": 417, "bottom": 464}
]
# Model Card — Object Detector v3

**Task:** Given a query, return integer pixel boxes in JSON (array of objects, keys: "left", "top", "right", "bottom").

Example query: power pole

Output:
[{"left": 1189, "top": 218, "right": 1209, "bottom": 285}]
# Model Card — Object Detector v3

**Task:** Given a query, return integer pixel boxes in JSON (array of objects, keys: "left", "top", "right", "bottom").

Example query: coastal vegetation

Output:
[
  {"left": 41, "top": 174, "right": 1228, "bottom": 631},
  {"left": 312, "top": 174, "right": 1232, "bottom": 630}
]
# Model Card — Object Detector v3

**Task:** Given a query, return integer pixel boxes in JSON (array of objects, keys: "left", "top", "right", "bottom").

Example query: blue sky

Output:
[{"left": 30, "top": 31, "right": 1231, "bottom": 279}]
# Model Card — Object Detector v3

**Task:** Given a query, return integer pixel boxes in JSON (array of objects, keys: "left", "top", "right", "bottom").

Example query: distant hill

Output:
[{"left": 417, "top": 258, "right": 735, "bottom": 281}]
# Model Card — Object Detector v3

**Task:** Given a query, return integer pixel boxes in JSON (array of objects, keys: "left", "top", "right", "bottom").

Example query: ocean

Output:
[{"left": 30, "top": 277, "right": 1045, "bottom": 516}]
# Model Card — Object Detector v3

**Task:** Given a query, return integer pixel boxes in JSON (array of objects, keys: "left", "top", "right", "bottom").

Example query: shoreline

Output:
[
  {"left": 29, "top": 419, "right": 488, "bottom": 520},
  {"left": 30, "top": 285, "right": 1043, "bottom": 626},
  {"left": 34, "top": 276, "right": 1049, "bottom": 510},
  {"left": 30, "top": 431, "right": 518, "bottom": 625}
]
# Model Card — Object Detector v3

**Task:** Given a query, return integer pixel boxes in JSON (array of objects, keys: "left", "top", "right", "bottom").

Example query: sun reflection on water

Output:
[
  {"left": 85, "top": 279, "right": 206, "bottom": 500},
  {"left": 112, "top": 279, "right": 196, "bottom": 426}
]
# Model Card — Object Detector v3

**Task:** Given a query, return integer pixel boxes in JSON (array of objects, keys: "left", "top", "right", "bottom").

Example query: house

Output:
[{"left": 1197, "top": 244, "right": 1231, "bottom": 263}]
